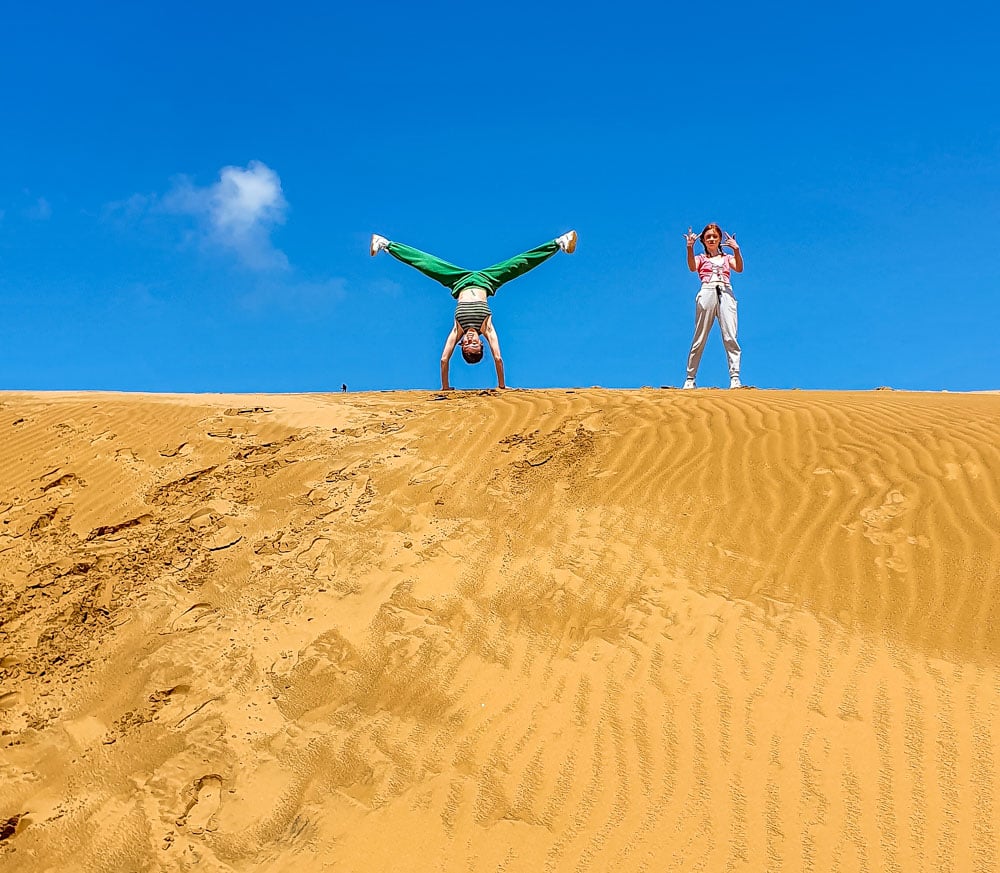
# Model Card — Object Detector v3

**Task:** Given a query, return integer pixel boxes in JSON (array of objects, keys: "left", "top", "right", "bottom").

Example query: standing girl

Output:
[{"left": 682, "top": 223, "right": 744, "bottom": 389}]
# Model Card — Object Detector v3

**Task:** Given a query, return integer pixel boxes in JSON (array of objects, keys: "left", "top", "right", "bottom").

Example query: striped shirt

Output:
[{"left": 455, "top": 300, "right": 491, "bottom": 332}]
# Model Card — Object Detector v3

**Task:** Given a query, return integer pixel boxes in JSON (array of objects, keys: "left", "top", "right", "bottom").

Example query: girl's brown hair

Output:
[{"left": 699, "top": 223, "right": 723, "bottom": 250}]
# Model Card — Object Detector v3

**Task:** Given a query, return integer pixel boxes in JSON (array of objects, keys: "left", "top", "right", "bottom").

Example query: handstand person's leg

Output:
[
  {"left": 478, "top": 231, "right": 575, "bottom": 292},
  {"left": 384, "top": 241, "right": 472, "bottom": 292}
]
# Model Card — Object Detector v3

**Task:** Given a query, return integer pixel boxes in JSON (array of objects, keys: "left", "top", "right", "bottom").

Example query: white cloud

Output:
[
  {"left": 104, "top": 192, "right": 153, "bottom": 219},
  {"left": 27, "top": 197, "right": 52, "bottom": 220},
  {"left": 164, "top": 160, "right": 288, "bottom": 269}
]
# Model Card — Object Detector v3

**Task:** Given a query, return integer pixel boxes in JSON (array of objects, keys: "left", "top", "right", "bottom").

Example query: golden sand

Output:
[{"left": 1, "top": 388, "right": 998, "bottom": 871}]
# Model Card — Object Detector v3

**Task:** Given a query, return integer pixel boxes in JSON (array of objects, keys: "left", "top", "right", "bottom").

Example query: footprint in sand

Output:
[
  {"left": 205, "top": 525, "right": 242, "bottom": 551},
  {"left": 167, "top": 602, "right": 216, "bottom": 633},
  {"left": 295, "top": 536, "right": 337, "bottom": 578},
  {"left": 180, "top": 775, "right": 223, "bottom": 834},
  {"left": 223, "top": 406, "right": 273, "bottom": 416}
]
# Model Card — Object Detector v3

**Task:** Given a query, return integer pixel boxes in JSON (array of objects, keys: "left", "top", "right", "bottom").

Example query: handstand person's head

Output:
[
  {"left": 700, "top": 223, "right": 723, "bottom": 255},
  {"left": 460, "top": 328, "right": 484, "bottom": 364}
]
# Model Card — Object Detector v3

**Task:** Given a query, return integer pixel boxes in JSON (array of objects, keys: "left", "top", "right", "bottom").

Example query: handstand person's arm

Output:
[
  {"left": 482, "top": 320, "right": 506, "bottom": 389},
  {"left": 440, "top": 323, "right": 461, "bottom": 390}
]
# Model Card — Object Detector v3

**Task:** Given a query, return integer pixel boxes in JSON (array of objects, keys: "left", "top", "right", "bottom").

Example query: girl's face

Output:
[
  {"left": 460, "top": 329, "right": 482, "bottom": 356},
  {"left": 702, "top": 228, "right": 721, "bottom": 253}
]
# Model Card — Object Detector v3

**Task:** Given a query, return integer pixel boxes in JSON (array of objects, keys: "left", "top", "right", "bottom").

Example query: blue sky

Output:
[{"left": 2, "top": 1, "right": 997, "bottom": 392}]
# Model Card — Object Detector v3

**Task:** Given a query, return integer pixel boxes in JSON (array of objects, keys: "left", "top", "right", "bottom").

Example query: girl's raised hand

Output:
[
  {"left": 684, "top": 227, "right": 699, "bottom": 246},
  {"left": 723, "top": 231, "right": 739, "bottom": 250}
]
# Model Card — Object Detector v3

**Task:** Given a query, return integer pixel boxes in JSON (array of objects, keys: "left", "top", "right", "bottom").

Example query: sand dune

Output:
[{"left": 1, "top": 388, "right": 998, "bottom": 872}]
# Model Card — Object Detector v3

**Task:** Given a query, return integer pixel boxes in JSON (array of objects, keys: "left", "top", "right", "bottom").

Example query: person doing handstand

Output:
[{"left": 370, "top": 231, "right": 578, "bottom": 390}]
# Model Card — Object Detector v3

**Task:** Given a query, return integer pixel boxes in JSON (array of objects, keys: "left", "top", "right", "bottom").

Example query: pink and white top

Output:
[{"left": 695, "top": 253, "right": 736, "bottom": 286}]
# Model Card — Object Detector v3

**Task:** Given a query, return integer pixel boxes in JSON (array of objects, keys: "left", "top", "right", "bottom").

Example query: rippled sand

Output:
[{"left": 1, "top": 388, "right": 998, "bottom": 872}]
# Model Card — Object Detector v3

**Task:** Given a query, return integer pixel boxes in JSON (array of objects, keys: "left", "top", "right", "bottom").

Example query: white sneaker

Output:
[
  {"left": 682, "top": 378, "right": 696, "bottom": 390},
  {"left": 370, "top": 234, "right": 389, "bottom": 256},
  {"left": 556, "top": 230, "right": 578, "bottom": 254},
  {"left": 729, "top": 376, "right": 742, "bottom": 389}
]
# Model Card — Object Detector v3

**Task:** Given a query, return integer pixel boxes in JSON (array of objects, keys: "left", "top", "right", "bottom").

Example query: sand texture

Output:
[{"left": 1, "top": 388, "right": 999, "bottom": 872}]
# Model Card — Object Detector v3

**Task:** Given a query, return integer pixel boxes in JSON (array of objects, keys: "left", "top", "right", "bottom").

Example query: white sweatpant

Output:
[{"left": 685, "top": 283, "right": 741, "bottom": 380}]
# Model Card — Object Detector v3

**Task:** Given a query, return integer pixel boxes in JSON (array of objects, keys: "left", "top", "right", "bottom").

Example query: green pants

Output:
[{"left": 386, "top": 239, "right": 561, "bottom": 297}]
